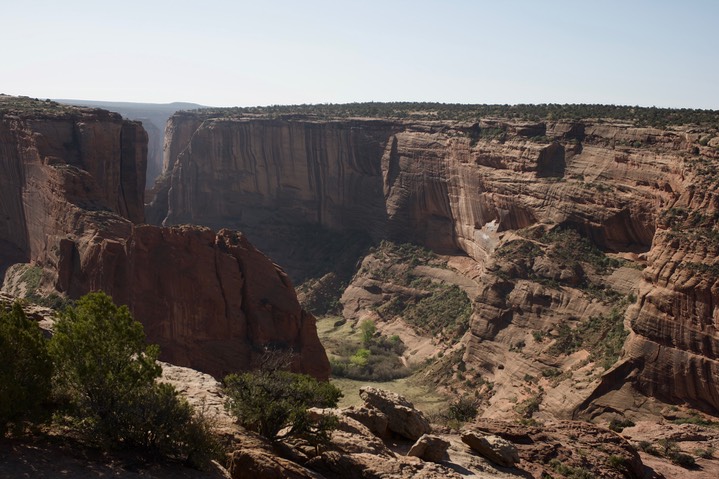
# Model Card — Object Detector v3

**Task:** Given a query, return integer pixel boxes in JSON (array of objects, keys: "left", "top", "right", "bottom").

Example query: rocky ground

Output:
[{"left": 4, "top": 362, "right": 717, "bottom": 478}]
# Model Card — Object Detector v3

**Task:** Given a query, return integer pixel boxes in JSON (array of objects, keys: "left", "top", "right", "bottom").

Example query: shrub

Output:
[
  {"left": 350, "top": 348, "right": 371, "bottom": 367},
  {"left": 49, "top": 292, "right": 219, "bottom": 467},
  {"left": 224, "top": 370, "right": 342, "bottom": 443},
  {"left": 607, "top": 454, "right": 628, "bottom": 470},
  {"left": 49, "top": 292, "right": 162, "bottom": 441},
  {"left": 608, "top": 417, "right": 635, "bottom": 432},
  {"left": 696, "top": 446, "right": 714, "bottom": 459},
  {"left": 447, "top": 396, "right": 478, "bottom": 422},
  {"left": 670, "top": 452, "right": 696, "bottom": 468},
  {"left": 0, "top": 303, "right": 52, "bottom": 434}
]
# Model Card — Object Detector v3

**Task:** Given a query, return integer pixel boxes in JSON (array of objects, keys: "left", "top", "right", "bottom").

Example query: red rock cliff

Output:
[
  {"left": 0, "top": 96, "right": 329, "bottom": 380},
  {"left": 151, "top": 111, "right": 718, "bottom": 412}
]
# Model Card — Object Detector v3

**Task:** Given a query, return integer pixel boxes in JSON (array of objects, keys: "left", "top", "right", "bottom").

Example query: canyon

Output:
[
  {"left": 3, "top": 96, "right": 719, "bottom": 477},
  {"left": 0, "top": 95, "right": 328, "bottom": 380},
  {"left": 149, "top": 107, "right": 719, "bottom": 417}
]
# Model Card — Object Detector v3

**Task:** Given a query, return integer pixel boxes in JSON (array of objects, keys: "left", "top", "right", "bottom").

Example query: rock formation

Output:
[
  {"left": 0, "top": 96, "right": 329, "bottom": 380},
  {"left": 150, "top": 109, "right": 719, "bottom": 414}
]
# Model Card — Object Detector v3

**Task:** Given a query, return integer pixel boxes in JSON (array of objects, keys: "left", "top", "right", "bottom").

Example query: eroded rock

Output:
[
  {"left": 461, "top": 431, "right": 519, "bottom": 467},
  {"left": 407, "top": 434, "right": 450, "bottom": 463},
  {"left": 359, "top": 386, "right": 431, "bottom": 440}
]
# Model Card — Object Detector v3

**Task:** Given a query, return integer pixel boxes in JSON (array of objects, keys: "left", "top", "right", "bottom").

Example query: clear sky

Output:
[{"left": 3, "top": 0, "right": 718, "bottom": 109}]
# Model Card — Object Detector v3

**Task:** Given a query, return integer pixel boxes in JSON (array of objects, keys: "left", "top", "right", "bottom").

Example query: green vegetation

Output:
[
  {"left": 0, "top": 95, "right": 74, "bottom": 117},
  {"left": 224, "top": 370, "right": 341, "bottom": 444},
  {"left": 446, "top": 396, "right": 479, "bottom": 422},
  {"left": 548, "top": 301, "right": 629, "bottom": 369},
  {"left": 400, "top": 284, "right": 472, "bottom": 342},
  {"left": 495, "top": 228, "right": 625, "bottom": 293},
  {"left": 0, "top": 303, "right": 52, "bottom": 434},
  {"left": 607, "top": 454, "right": 628, "bottom": 471},
  {"left": 191, "top": 101, "right": 719, "bottom": 128},
  {"left": 366, "top": 240, "right": 444, "bottom": 281},
  {"left": 655, "top": 438, "right": 697, "bottom": 468},
  {"left": 17, "top": 265, "right": 71, "bottom": 309},
  {"left": 548, "top": 458, "right": 596, "bottom": 479},
  {"left": 608, "top": 418, "right": 635, "bottom": 432},
  {"left": 696, "top": 446, "right": 715, "bottom": 459},
  {"left": 359, "top": 319, "right": 377, "bottom": 346},
  {"left": 330, "top": 325, "right": 410, "bottom": 381},
  {"left": 538, "top": 228, "right": 623, "bottom": 274},
  {"left": 514, "top": 393, "right": 543, "bottom": 418},
  {"left": 670, "top": 414, "right": 719, "bottom": 427},
  {"left": 49, "top": 292, "right": 220, "bottom": 467}
]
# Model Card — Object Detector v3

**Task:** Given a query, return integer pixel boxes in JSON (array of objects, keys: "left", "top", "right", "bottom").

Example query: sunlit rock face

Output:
[{"left": 152, "top": 111, "right": 719, "bottom": 413}]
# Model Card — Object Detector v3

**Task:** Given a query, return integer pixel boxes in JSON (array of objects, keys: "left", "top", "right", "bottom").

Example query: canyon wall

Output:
[
  {"left": 0, "top": 97, "right": 329, "bottom": 380},
  {"left": 151, "top": 112, "right": 719, "bottom": 413}
]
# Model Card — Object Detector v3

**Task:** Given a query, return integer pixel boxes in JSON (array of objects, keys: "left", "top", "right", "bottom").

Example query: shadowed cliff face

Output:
[
  {"left": 151, "top": 112, "right": 719, "bottom": 413},
  {"left": 0, "top": 96, "right": 329, "bottom": 380}
]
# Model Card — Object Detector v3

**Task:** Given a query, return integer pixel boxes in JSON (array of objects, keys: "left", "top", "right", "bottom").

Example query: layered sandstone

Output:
[
  {"left": 0, "top": 96, "right": 329, "bottom": 379},
  {"left": 151, "top": 110, "right": 719, "bottom": 413}
]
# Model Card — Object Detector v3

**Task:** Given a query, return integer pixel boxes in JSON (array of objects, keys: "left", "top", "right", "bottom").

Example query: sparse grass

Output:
[{"left": 330, "top": 376, "right": 446, "bottom": 413}]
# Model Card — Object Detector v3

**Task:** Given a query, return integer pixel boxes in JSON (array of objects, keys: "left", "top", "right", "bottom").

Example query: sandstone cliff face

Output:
[
  {"left": 152, "top": 111, "right": 719, "bottom": 413},
  {"left": 0, "top": 100, "right": 146, "bottom": 273},
  {"left": 0, "top": 97, "right": 329, "bottom": 380}
]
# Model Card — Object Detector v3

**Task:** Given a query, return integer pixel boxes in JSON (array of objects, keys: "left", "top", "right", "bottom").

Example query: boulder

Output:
[
  {"left": 307, "top": 408, "right": 394, "bottom": 458},
  {"left": 228, "top": 449, "right": 323, "bottom": 479},
  {"left": 359, "top": 387, "right": 431, "bottom": 440},
  {"left": 461, "top": 432, "right": 519, "bottom": 467},
  {"left": 407, "top": 434, "right": 450, "bottom": 463},
  {"left": 343, "top": 405, "right": 389, "bottom": 438}
]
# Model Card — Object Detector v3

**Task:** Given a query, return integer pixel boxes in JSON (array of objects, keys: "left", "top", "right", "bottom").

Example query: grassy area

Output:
[
  {"left": 318, "top": 314, "right": 448, "bottom": 414},
  {"left": 331, "top": 376, "right": 447, "bottom": 414}
]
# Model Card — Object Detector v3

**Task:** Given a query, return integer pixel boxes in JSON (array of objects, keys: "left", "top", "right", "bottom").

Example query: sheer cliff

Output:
[
  {"left": 150, "top": 109, "right": 719, "bottom": 414},
  {"left": 0, "top": 96, "right": 329, "bottom": 380}
]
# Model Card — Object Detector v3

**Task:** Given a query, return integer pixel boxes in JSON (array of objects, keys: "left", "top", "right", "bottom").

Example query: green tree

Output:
[
  {"left": 49, "top": 292, "right": 161, "bottom": 442},
  {"left": 0, "top": 303, "right": 52, "bottom": 434},
  {"left": 224, "top": 370, "right": 342, "bottom": 443},
  {"left": 49, "top": 292, "right": 220, "bottom": 466},
  {"left": 359, "top": 319, "right": 376, "bottom": 346}
]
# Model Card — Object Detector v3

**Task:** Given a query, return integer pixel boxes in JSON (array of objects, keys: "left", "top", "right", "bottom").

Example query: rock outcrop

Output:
[
  {"left": 407, "top": 434, "right": 450, "bottom": 463},
  {"left": 0, "top": 96, "right": 329, "bottom": 380},
  {"left": 460, "top": 432, "right": 519, "bottom": 467},
  {"left": 358, "top": 386, "right": 431, "bottom": 440},
  {"left": 150, "top": 110, "right": 719, "bottom": 414}
]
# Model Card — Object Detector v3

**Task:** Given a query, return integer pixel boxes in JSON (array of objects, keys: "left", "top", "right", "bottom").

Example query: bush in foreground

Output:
[
  {"left": 49, "top": 292, "right": 220, "bottom": 467},
  {"left": 0, "top": 303, "right": 52, "bottom": 434},
  {"left": 224, "top": 369, "right": 342, "bottom": 444}
]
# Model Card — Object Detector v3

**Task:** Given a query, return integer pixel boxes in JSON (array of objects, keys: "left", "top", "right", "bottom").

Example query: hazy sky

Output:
[{"left": 3, "top": 0, "right": 718, "bottom": 108}]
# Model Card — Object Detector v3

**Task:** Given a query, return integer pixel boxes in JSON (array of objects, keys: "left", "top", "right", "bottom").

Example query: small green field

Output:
[
  {"left": 317, "top": 316, "right": 447, "bottom": 414},
  {"left": 331, "top": 376, "right": 447, "bottom": 414}
]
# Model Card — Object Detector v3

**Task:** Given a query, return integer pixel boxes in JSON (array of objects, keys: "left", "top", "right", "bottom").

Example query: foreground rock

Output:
[
  {"left": 472, "top": 418, "right": 647, "bottom": 478},
  {"left": 358, "top": 386, "right": 431, "bottom": 440},
  {"left": 461, "top": 432, "right": 519, "bottom": 467},
  {"left": 407, "top": 434, "right": 450, "bottom": 463}
]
